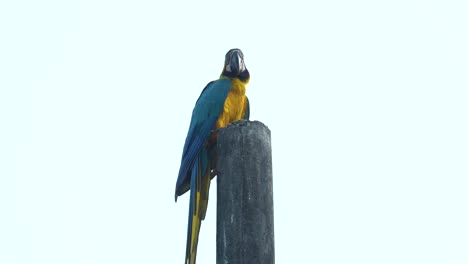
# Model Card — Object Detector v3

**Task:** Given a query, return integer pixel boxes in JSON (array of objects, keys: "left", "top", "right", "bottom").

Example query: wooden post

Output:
[{"left": 216, "top": 120, "right": 275, "bottom": 264}]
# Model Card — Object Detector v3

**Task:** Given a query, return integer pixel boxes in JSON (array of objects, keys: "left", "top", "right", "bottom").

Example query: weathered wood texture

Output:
[{"left": 216, "top": 120, "right": 274, "bottom": 264}]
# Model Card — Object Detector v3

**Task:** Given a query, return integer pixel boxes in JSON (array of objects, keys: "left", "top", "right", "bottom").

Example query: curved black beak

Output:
[{"left": 224, "top": 49, "right": 246, "bottom": 75}]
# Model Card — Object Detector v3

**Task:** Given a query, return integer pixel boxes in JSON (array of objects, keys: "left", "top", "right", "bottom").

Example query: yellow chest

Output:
[{"left": 216, "top": 78, "right": 247, "bottom": 129}]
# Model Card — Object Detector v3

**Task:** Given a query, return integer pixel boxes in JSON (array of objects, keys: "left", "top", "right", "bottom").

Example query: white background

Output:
[{"left": 1, "top": 0, "right": 467, "bottom": 263}]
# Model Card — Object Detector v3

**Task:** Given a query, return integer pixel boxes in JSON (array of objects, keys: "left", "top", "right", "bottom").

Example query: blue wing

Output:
[{"left": 175, "top": 78, "right": 232, "bottom": 199}]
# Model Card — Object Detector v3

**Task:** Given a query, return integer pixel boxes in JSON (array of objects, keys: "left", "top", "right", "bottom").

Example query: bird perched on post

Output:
[{"left": 175, "top": 48, "right": 250, "bottom": 264}]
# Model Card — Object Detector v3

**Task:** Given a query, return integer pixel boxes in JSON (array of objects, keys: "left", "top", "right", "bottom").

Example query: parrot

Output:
[{"left": 174, "top": 48, "right": 250, "bottom": 264}]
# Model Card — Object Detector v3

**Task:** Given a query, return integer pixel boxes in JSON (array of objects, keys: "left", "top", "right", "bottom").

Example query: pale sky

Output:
[{"left": 1, "top": 0, "right": 467, "bottom": 263}]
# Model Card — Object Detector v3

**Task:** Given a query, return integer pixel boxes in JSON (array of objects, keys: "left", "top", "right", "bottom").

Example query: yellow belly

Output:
[{"left": 216, "top": 78, "right": 247, "bottom": 129}]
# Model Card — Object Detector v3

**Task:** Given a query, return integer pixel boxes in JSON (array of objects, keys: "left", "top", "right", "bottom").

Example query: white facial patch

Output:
[{"left": 238, "top": 53, "right": 246, "bottom": 72}]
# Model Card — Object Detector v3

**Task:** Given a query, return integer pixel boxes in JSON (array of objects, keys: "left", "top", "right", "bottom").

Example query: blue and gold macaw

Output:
[{"left": 175, "top": 49, "right": 250, "bottom": 264}]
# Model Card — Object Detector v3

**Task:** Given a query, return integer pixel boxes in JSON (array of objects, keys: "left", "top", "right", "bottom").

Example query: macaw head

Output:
[{"left": 221, "top": 48, "right": 250, "bottom": 82}]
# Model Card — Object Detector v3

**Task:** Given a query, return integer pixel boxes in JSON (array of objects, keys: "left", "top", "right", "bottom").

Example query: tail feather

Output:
[
  {"left": 199, "top": 160, "right": 212, "bottom": 220},
  {"left": 185, "top": 155, "right": 211, "bottom": 264}
]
